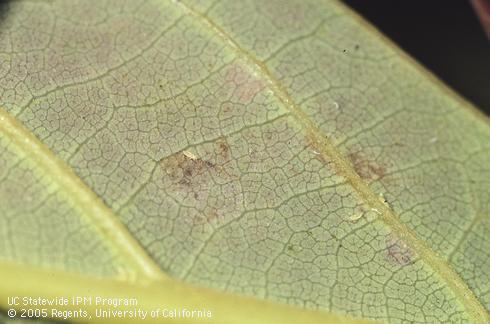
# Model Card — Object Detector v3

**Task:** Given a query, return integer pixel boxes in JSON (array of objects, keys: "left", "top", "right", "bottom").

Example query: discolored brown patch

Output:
[
  {"left": 160, "top": 151, "right": 215, "bottom": 188},
  {"left": 191, "top": 208, "right": 222, "bottom": 226},
  {"left": 159, "top": 139, "right": 239, "bottom": 226},
  {"left": 216, "top": 137, "right": 231, "bottom": 161},
  {"left": 205, "top": 208, "right": 221, "bottom": 224},
  {"left": 347, "top": 151, "right": 387, "bottom": 181},
  {"left": 386, "top": 234, "right": 414, "bottom": 266}
]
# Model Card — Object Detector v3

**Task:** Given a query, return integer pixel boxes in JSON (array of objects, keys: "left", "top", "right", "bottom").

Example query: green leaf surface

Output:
[{"left": 0, "top": 0, "right": 489, "bottom": 323}]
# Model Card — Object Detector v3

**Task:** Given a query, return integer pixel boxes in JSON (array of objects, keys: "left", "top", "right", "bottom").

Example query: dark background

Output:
[{"left": 345, "top": 0, "right": 490, "bottom": 115}]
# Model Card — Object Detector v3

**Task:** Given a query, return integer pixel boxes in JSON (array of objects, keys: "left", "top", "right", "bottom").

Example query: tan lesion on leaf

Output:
[
  {"left": 215, "top": 137, "right": 231, "bottom": 161},
  {"left": 347, "top": 150, "right": 388, "bottom": 181},
  {"left": 192, "top": 207, "right": 222, "bottom": 226},
  {"left": 386, "top": 234, "right": 414, "bottom": 267},
  {"left": 158, "top": 139, "right": 238, "bottom": 225},
  {"left": 159, "top": 150, "right": 216, "bottom": 191}
]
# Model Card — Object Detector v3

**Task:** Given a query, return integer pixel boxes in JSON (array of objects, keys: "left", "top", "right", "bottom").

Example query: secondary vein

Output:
[{"left": 0, "top": 107, "right": 166, "bottom": 282}]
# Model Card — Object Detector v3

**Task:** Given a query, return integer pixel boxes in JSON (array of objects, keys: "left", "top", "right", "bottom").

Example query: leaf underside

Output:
[{"left": 0, "top": 0, "right": 489, "bottom": 323}]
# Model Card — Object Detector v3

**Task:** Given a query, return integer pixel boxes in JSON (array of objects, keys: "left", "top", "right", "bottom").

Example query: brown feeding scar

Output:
[
  {"left": 347, "top": 150, "right": 387, "bottom": 181},
  {"left": 386, "top": 234, "right": 415, "bottom": 267}
]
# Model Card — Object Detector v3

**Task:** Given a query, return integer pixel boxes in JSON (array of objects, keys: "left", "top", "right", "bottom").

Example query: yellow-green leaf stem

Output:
[{"left": 0, "top": 261, "right": 369, "bottom": 324}]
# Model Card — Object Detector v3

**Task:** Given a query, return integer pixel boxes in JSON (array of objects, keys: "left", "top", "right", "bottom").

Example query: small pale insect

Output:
[
  {"left": 182, "top": 150, "right": 197, "bottom": 160},
  {"left": 349, "top": 212, "right": 363, "bottom": 222},
  {"left": 378, "top": 193, "right": 389, "bottom": 206},
  {"left": 429, "top": 137, "right": 438, "bottom": 144}
]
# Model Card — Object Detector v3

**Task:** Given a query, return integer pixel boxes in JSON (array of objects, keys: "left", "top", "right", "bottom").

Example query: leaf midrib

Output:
[{"left": 173, "top": 0, "right": 488, "bottom": 321}]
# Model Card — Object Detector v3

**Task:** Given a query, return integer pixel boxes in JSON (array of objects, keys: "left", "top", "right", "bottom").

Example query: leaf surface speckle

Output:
[{"left": 0, "top": 0, "right": 489, "bottom": 323}]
